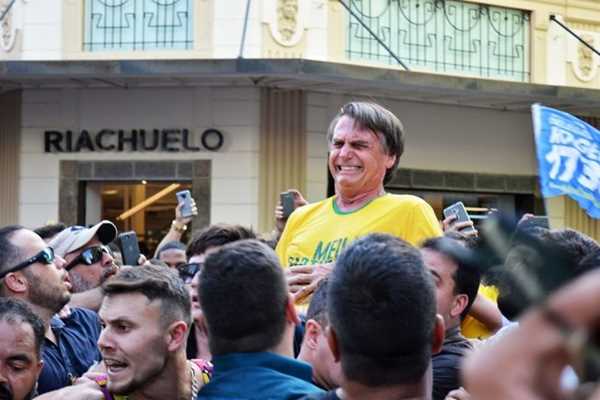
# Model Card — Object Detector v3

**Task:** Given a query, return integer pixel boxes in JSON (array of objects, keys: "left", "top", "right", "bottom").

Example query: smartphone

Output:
[
  {"left": 280, "top": 191, "right": 296, "bottom": 219},
  {"left": 443, "top": 201, "right": 476, "bottom": 233},
  {"left": 118, "top": 231, "right": 141, "bottom": 266},
  {"left": 176, "top": 190, "right": 194, "bottom": 218},
  {"left": 518, "top": 215, "right": 550, "bottom": 231}
]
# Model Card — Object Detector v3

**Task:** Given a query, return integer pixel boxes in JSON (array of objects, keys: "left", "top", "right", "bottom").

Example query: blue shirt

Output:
[
  {"left": 38, "top": 308, "right": 102, "bottom": 394},
  {"left": 197, "top": 352, "right": 324, "bottom": 400}
]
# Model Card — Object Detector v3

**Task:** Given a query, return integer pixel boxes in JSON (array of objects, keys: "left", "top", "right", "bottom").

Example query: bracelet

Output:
[{"left": 171, "top": 220, "right": 187, "bottom": 233}]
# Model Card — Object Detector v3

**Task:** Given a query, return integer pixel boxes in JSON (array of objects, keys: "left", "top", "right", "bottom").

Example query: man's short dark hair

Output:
[
  {"left": 329, "top": 233, "right": 436, "bottom": 387},
  {"left": 199, "top": 239, "right": 288, "bottom": 355},
  {"left": 327, "top": 102, "right": 404, "bottom": 184},
  {"left": 0, "top": 225, "right": 24, "bottom": 273},
  {"left": 0, "top": 225, "right": 24, "bottom": 295},
  {"left": 306, "top": 278, "right": 329, "bottom": 328},
  {"left": 0, "top": 298, "right": 45, "bottom": 357},
  {"left": 422, "top": 237, "right": 481, "bottom": 319},
  {"left": 157, "top": 241, "right": 186, "bottom": 258},
  {"left": 539, "top": 229, "right": 600, "bottom": 266},
  {"left": 102, "top": 264, "right": 191, "bottom": 326},
  {"left": 186, "top": 224, "right": 256, "bottom": 258},
  {"left": 33, "top": 223, "right": 66, "bottom": 241}
]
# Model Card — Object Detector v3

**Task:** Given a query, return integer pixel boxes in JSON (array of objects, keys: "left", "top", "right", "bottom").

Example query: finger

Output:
[
  {"left": 293, "top": 286, "right": 314, "bottom": 304},
  {"left": 287, "top": 274, "right": 314, "bottom": 287},
  {"left": 289, "top": 284, "right": 304, "bottom": 294},
  {"left": 453, "top": 221, "right": 474, "bottom": 229},
  {"left": 288, "top": 265, "right": 314, "bottom": 274}
]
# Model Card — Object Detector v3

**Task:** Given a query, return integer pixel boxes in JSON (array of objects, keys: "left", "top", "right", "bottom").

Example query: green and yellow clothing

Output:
[
  {"left": 461, "top": 284, "right": 500, "bottom": 340},
  {"left": 276, "top": 194, "right": 442, "bottom": 268}
]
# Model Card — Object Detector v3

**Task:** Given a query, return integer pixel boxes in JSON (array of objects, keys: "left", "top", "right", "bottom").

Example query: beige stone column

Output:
[
  {"left": 545, "top": 196, "right": 600, "bottom": 242},
  {"left": 0, "top": 91, "right": 21, "bottom": 225},
  {"left": 258, "top": 88, "right": 306, "bottom": 233}
]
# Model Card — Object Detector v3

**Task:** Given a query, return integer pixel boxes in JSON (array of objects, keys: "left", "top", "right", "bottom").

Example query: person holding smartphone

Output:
[{"left": 276, "top": 102, "right": 442, "bottom": 305}]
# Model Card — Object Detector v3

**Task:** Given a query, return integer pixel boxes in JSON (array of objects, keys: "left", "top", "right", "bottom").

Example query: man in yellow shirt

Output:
[{"left": 276, "top": 102, "right": 442, "bottom": 303}]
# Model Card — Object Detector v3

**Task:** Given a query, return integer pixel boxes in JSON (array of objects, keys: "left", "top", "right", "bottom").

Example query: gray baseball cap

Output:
[{"left": 49, "top": 220, "right": 118, "bottom": 257}]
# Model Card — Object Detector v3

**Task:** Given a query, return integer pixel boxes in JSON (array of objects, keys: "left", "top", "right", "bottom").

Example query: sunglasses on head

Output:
[
  {"left": 0, "top": 247, "right": 55, "bottom": 279},
  {"left": 65, "top": 245, "right": 111, "bottom": 272},
  {"left": 178, "top": 262, "right": 203, "bottom": 283}
]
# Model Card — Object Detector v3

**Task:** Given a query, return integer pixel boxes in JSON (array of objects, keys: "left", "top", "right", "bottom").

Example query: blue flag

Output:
[{"left": 532, "top": 104, "right": 600, "bottom": 219}]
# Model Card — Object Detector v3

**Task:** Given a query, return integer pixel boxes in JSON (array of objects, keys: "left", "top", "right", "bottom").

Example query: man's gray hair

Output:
[{"left": 327, "top": 102, "right": 405, "bottom": 185}]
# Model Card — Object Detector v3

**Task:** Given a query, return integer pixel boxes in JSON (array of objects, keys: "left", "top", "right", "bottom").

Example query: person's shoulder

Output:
[
  {"left": 385, "top": 193, "right": 430, "bottom": 206},
  {"left": 67, "top": 307, "right": 99, "bottom": 322},
  {"left": 296, "top": 391, "right": 340, "bottom": 400},
  {"left": 62, "top": 307, "right": 101, "bottom": 334}
]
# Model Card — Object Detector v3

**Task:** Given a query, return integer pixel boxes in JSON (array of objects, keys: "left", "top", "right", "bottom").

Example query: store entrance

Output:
[{"left": 85, "top": 181, "right": 192, "bottom": 256}]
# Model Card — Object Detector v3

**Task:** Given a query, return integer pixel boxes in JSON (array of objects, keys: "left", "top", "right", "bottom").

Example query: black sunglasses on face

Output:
[
  {"left": 0, "top": 247, "right": 55, "bottom": 279},
  {"left": 178, "top": 262, "right": 202, "bottom": 283},
  {"left": 65, "top": 245, "right": 111, "bottom": 272}
]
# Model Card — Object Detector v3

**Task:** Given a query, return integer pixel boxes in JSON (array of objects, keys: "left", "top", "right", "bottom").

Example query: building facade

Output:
[{"left": 1, "top": 0, "right": 599, "bottom": 243}]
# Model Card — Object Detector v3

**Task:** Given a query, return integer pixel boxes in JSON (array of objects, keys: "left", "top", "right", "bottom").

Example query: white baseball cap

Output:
[{"left": 49, "top": 220, "right": 118, "bottom": 257}]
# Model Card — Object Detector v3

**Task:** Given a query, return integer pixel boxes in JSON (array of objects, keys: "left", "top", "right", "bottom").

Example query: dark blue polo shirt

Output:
[
  {"left": 197, "top": 351, "right": 324, "bottom": 400},
  {"left": 38, "top": 307, "right": 102, "bottom": 394}
]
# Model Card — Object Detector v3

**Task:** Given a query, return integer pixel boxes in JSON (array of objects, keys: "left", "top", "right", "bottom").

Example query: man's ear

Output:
[
  {"left": 285, "top": 294, "right": 300, "bottom": 326},
  {"left": 384, "top": 153, "right": 397, "bottom": 170},
  {"left": 3, "top": 272, "right": 28, "bottom": 294},
  {"left": 450, "top": 294, "right": 469, "bottom": 320},
  {"left": 326, "top": 326, "right": 341, "bottom": 362},
  {"left": 431, "top": 314, "right": 445, "bottom": 355},
  {"left": 303, "top": 319, "right": 322, "bottom": 350},
  {"left": 166, "top": 321, "right": 189, "bottom": 352}
]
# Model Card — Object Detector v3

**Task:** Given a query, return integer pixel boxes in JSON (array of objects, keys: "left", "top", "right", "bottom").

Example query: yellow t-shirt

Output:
[
  {"left": 276, "top": 194, "right": 442, "bottom": 267},
  {"left": 461, "top": 284, "right": 500, "bottom": 340}
]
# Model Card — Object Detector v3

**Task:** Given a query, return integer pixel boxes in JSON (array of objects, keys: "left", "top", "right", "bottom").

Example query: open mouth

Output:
[
  {"left": 336, "top": 165, "right": 362, "bottom": 173},
  {"left": 104, "top": 358, "right": 129, "bottom": 376}
]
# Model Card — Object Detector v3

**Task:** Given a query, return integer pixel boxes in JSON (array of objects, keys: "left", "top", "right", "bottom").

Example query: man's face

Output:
[
  {"left": 159, "top": 249, "right": 186, "bottom": 270},
  {"left": 9, "top": 230, "right": 71, "bottom": 313},
  {"left": 421, "top": 248, "right": 460, "bottom": 329},
  {"left": 300, "top": 320, "right": 340, "bottom": 390},
  {"left": 64, "top": 238, "right": 116, "bottom": 293},
  {"left": 328, "top": 115, "right": 396, "bottom": 197},
  {"left": 98, "top": 293, "right": 170, "bottom": 395},
  {"left": 0, "top": 320, "right": 43, "bottom": 400}
]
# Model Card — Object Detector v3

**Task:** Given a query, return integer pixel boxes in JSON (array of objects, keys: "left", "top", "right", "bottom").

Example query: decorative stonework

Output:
[
  {"left": 264, "top": 0, "right": 306, "bottom": 47},
  {"left": 568, "top": 30, "right": 599, "bottom": 82},
  {"left": 0, "top": 0, "right": 17, "bottom": 51}
]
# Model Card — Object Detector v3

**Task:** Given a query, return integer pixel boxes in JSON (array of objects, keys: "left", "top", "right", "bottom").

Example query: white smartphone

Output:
[{"left": 443, "top": 201, "right": 475, "bottom": 233}]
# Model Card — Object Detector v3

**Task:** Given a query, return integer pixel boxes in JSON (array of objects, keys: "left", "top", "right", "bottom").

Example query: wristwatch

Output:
[{"left": 172, "top": 220, "right": 188, "bottom": 233}]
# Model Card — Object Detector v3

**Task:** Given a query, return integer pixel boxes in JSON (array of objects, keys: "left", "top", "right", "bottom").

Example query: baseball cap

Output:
[{"left": 49, "top": 220, "right": 118, "bottom": 257}]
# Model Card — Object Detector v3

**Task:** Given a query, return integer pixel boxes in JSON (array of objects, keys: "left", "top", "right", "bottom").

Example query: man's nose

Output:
[
  {"left": 54, "top": 255, "right": 67, "bottom": 270},
  {"left": 101, "top": 250, "right": 114, "bottom": 267},
  {"left": 338, "top": 143, "right": 353, "bottom": 158},
  {"left": 97, "top": 328, "right": 113, "bottom": 352}
]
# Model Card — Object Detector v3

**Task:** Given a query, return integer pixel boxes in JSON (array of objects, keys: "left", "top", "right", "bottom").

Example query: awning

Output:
[{"left": 1, "top": 58, "right": 600, "bottom": 116}]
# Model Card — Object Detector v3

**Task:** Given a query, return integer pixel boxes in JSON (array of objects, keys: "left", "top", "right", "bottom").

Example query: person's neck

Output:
[
  {"left": 129, "top": 352, "right": 191, "bottom": 400},
  {"left": 337, "top": 379, "right": 429, "bottom": 400},
  {"left": 335, "top": 186, "right": 385, "bottom": 212},
  {"left": 23, "top": 301, "right": 56, "bottom": 343},
  {"left": 267, "top": 323, "right": 295, "bottom": 359}
]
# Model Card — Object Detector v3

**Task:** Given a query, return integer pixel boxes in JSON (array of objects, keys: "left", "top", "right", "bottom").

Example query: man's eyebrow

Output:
[
  {"left": 428, "top": 269, "right": 441, "bottom": 281},
  {"left": 7, "top": 354, "right": 33, "bottom": 363}
]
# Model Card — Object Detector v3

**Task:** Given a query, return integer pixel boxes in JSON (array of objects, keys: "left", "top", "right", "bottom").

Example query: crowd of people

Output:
[{"left": 1, "top": 101, "right": 600, "bottom": 400}]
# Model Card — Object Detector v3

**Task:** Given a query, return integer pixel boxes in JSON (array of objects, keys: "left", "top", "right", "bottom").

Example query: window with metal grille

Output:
[
  {"left": 84, "top": 0, "right": 193, "bottom": 51},
  {"left": 345, "top": 0, "right": 530, "bottom": 82}
]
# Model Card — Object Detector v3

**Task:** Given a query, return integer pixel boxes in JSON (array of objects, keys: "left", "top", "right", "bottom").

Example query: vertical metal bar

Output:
[{"left": 238, "top": 0, "right": 252, "bottom": 58}]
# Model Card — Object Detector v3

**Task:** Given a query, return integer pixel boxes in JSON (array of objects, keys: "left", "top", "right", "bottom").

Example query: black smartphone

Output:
[
  {"left": 280, "top": 191, "right": 296, "bottom": 219},
  {"left": 118, "top": 231, "right": 141, "bottom": 266},
  {"left": 176, "top": 190, "right": 194, "bottom": 218}
]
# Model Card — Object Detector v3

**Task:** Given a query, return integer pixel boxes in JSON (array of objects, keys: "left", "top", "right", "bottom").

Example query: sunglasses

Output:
[
  {"left": 178, "top": 262, "right": 203, "bottom": 283},
  {"left": 65, "top": 245, "right": 111, "bottom": 272},
  {"left": 0, "top": 247, "right": 55, "bottom": 279}
]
